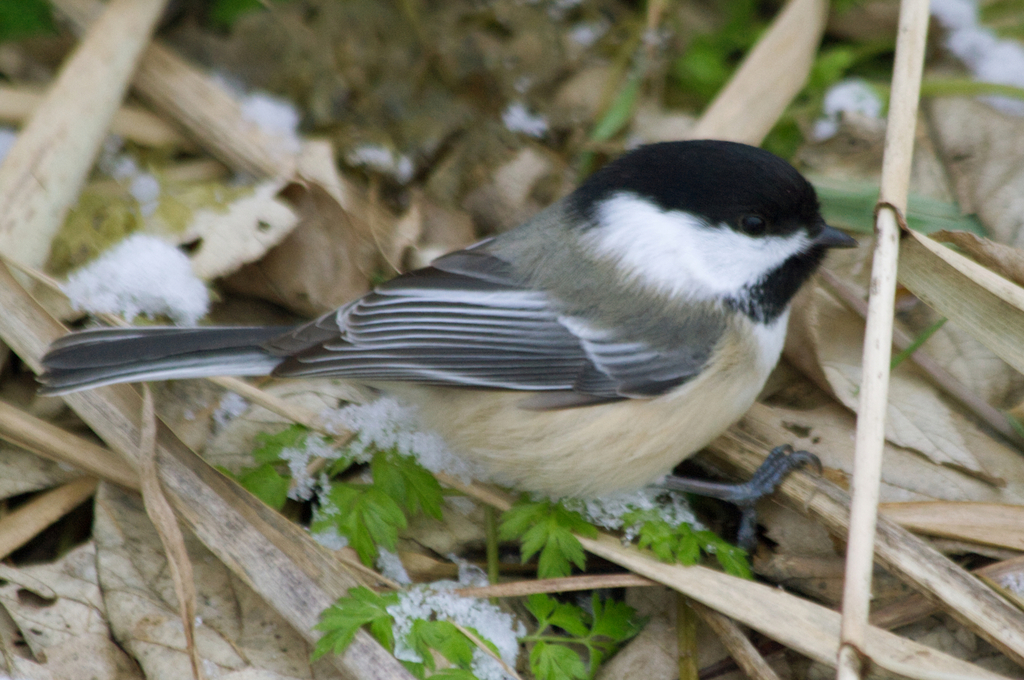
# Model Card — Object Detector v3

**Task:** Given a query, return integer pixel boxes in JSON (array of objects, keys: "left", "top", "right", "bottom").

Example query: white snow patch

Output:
[
  {"left": 0, "top": 127, "right": 18, "bottom": 164},
  {"left": 377, "top": 548, "right": 412, "bottom": 585},
  {"left": 563, "top": 486, "right": 704, "bottom": 541},
  {"left": 62, "top": 234, "right": 209, "bottom": 325},
  {"left": 569, "top": 20, "right": 608, "bottom": 47},
  {"left": 240, "top": 91, "right": 302, "bottom": 153},
  {"left": 387, "top": 582, "right": 525, "bottom": 680},
  {"left": 932, "top": 0, "right": 1024, "bottom": 115},
  {"left": 311, "top": 525, "right": 349, "bottom": 550},
  {"left": 346, "top": 144, "right": 415, "bottom": 184},
  {"left": 812, "top": 79, "right": 884, "bottom": 140},
  {"left": 321, "top": 397, "right": 483, "bottom": 482},
  {"left": 281, "top": 435, "right": 347, "bottom": 502},
  {"left": 130, "top": 173, "right": 162, "bottom": 217},
  {"left": 212, "top": 392, "right": 249, "bottom": 433},
  {"left": 502, "top": 102, "right": 549, "bottom": 138}
]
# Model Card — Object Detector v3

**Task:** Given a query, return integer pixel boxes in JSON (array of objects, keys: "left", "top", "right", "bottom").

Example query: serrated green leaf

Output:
[
  {"left": 313, "top": 484, "right": 407, "bottom": 565},
  {"left": 525, "top": 592, "right": 556, "bottom": 622},
  {"left": 589, "top": 595, "right": 642, "bottom": 643},
  {"left": 312, "top": 587, "right": 397, "bottom": 660},
  {"left": 371, "top": 451, "right": 444, "bottom": 519},
  {"left": 252, "top": 424, "right": 310, "bottom": 463},
  {"left": 409, "top": 620, "right": 476, "bottom": 669},
  {"left": 501, "top": 499, "right": 596, "bottom": 579},
  {"left": 236, "top": 463, "right": 290, "bottom": 510},
  {"left": 547, "top": 601, "right": 590, "bottom": 638},
  {"left": 530, "top": 640, "right": 588, "bottom": 680}
]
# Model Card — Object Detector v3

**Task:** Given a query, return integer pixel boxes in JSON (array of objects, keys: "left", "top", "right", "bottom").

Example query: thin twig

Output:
[
  {"left": 456, "top": 573, "right": 656, "bottom": 599},
  {"left": 838, "top": 0, "right": 932, "bottom": 675},
  {"left": 689, "top": 600, "right": 781, "bottom": 680},
  {"left": 139, "top": 386, "right": 205, "bottom": 680}
]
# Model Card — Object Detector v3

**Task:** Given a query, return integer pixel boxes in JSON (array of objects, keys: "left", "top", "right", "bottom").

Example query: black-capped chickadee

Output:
[{"left": 40, "top": 140, "right": 855, "bottom": 504}]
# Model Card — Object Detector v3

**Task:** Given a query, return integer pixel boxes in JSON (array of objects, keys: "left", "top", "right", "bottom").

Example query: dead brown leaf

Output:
[
  {"left": 932, "top": 229, "right": 1024, "bottom": 289},
  {"left": 93, "top": 483, "right": 345, "bottom": 680},
  {"left": 0, "top": 543, "right": 142, "bottom": 680},
  {"left": 928, "top": 97, "right": 1024, "bottom": 246},
  {"left": 223, "top": 180, "right": 380, "bottom": 316}
]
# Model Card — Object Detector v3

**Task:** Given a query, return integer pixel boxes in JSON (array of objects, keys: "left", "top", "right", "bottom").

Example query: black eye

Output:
[{"left": 739, "top": 214, "right": 766, "bottom": 236}]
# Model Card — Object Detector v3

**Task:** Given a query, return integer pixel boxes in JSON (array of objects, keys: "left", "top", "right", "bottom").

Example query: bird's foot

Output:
[{"left": 657, "top": 445, "right": 821, "bottom": 550}]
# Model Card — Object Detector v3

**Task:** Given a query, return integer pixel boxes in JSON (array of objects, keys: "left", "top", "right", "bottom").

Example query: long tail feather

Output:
[{"left": 39, "top": 326, "right": 293, "bottom": 395}]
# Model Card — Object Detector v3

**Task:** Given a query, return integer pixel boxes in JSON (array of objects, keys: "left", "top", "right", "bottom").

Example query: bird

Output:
[{"left": 40, "top": 139, "right": 855, "bottom": 512}]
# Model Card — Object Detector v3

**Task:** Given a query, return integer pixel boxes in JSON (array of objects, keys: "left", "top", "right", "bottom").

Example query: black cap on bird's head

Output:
[{"left": 571, "top": 139, "right": 855, "bottom": 249}]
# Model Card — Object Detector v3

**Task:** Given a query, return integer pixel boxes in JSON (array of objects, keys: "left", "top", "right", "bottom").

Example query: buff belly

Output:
[{"left": 384, "top": 320, "right": 779, "bottom": 498}]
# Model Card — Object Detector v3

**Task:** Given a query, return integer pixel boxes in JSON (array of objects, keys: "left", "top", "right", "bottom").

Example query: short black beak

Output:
[{"left": 813, "top": 224, "right": 858, "bottom": 249}]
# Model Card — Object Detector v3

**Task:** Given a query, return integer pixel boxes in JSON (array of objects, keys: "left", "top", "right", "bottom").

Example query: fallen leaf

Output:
[
  {"left": 0, "top": 543, "right": 141, "bottom": 679},
  {"left": 786, "top": 285, "right": 984, "bottom": 473},
  {"left": 93, "top": 483, "right": 345, "bottom": 680},
  {"left": 932, "top": 230, "right": 1024, "bottom": 289},
  {"left": 223, "top": 180, "right": 380, "bottom": 316},
  {"left": 928, "top": 97, "right": 1024, "bottom": 246},
  {"left": 182, "top": 180, "right": 299, "bottom": 281}
]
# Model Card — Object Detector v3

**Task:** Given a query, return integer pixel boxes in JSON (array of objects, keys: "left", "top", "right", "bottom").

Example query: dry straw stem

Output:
[
  {"left": 715, "top": 407, "right": 1024, "bottom": 667},
  {"left": 687, "top": 0, "right": 827, "bottom": 145},
  {"left": 443, "top": 464, "right": 1006, "bottom": 679},
  {"left": 0, "top": 84, "right": 189, "bottom": 149},
  {"left": 817, "top": 268, "right": 1024, "bottom": 449},
  {"left": 138, "top": 386, "right": 206, "bottom": 680},
  {"left": 456, "top": 574, "right": 657, "bottom": 599},
  {"left": 0, "top": 399, "right": 139, "bottom": 490},
  {"left": 872, "top": 552, "right": 1024, "bottom": 630},
  {"left": 688, "top": 600, "right": 781, "bottom": 680},
  {"left": 0, "top": 261, "right": 413, "bottom": 680},
  {"left": 839, "top": 0, "right": 931, "bottom": 673},
  {"left": 0, "top": 476, "right": 98, "bottom": 561},
  {"left": 53, "top": 0, "right": 297, "bottom": 179},
  {"left": 0, "top": 0, "right": 167, "bottom": 270},
  {"left": 577, "top": 533, "right": 1006, "bottom": 680}
]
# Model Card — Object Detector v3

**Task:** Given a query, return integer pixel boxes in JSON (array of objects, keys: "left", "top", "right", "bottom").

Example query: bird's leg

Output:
[{"left": 656, "top": 445, "right": 821, "bottom": 550}]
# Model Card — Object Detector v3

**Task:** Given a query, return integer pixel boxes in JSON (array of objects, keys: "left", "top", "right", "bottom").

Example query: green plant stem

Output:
[
  {"left": 677, "top": 593, "right": 698, "bottom": 680},
  {"left": 485, "top": 505, "right": 499, "bottom": 587},
  {"left": 890, "top": 317, "right": 947, "bottom": 370}
]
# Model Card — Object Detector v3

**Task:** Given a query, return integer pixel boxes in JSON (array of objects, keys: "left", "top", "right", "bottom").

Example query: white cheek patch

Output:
[{"left": 584, "top": 193, "right": 812, "bottom": 300}]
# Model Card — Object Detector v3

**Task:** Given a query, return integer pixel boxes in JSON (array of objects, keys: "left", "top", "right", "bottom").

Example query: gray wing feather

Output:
[{"left": 269, "top": 249, "right": 717, "bottom": 400}]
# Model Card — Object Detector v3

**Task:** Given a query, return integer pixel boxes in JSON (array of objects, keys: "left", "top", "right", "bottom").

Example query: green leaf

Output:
[
  {"left": 236, "top": 463, "right": 290, "bottom": 510},
  {"left": 589, "top": 594, "right": 643, "bottom": 644},
  {"left": 252, "top": 424, "right": 310, "bottom": 464},
  {"left": 0, "top": 0, "right": 54, "bottom": 42},
  {"left": 590, "top": 73, "right": 643, "bottom": 143},
  {"left": 547, "top": 600, "right": 591, "bottom": 639},
  {"left": 371, "top": 450, "right": 444, "bottom": 519},
  {"left": 525, "top": 592, "right": 556, "bottom": 622},
  {"left": 312, "top": 483, "right": 407, "bottom": 565},
  {"left": 312, "top": 587, "right": 398, "bottom": 660},
  {"left": 500, "top": 498, "right": 597, "bottom": 579},
  {"left": 530, "top": 640, "right": 588, "bottom": 680},
  {"left": 409, "top": 620, "right": 476, "bottom": 670}
]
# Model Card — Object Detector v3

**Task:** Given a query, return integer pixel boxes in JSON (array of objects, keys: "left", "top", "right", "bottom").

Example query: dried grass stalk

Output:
[
  {"left": 838, "top": 0, "right": 932, "bottom": 674},
  {"left": 0, "top": 477, "right": 97, "bottom": 561},
  {"left": 0, "top": 0, "right": 167, "bottom": 269},
  {"left": 0, "top": 260, "right": 413, "bottom": 679},
  {"left": 53, "top": 0, "right": 298, "bottom": 179},
  {"left": 716, "top": 407, "right": 1024, "bottom": 667},
  {"left": 688, "top": 0, "right": 827, "bottom": 144},
  {"left": 0, "top": 84, "right": 189, "bottom": 148}
]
